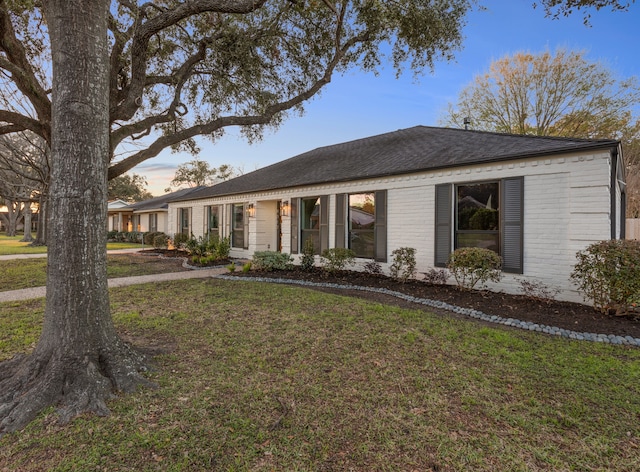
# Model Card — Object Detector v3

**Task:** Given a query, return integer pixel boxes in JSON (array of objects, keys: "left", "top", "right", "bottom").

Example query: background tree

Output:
[
  {"left": 108, "top": 173, "right": 153, "bottom": 202},
  {"left": 0, "top": 132, "right": 49, "bottom": 242},
  {"left": 441, "top": 49, "right": 640, "bottom": 217},
  {"left": 0, "top": 0, "right": 473, "bottom": 434},
  {"left": 166, "top": 159, "right": 237, "bottom": 191}
]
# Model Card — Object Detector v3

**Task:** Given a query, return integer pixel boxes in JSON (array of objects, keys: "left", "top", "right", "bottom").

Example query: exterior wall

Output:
[
  {"left": 168, "top": 150, "right": 615, "bottom": 303},
  {"left": 627, "top": 219, "right": 640, "bottom": 240}
]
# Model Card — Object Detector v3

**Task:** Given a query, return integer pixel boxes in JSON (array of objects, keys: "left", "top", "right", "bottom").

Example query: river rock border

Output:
[{"left": 215, "top": 274, "right": 640, "bottom": 347}]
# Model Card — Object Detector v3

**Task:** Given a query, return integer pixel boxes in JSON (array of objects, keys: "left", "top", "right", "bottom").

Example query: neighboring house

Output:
[
  {"left": 167, "top": 126, "right": 626, "bottom": 302},
  {"left": 107, "top": 199, "right": 132, "bottom": 232},
  {"left": 113, "top": 187, "right": 206, "bottom": 234}
]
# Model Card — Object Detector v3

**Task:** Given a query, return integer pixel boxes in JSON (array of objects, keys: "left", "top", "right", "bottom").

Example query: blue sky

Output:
[{"left": 137, "top": 1, "right": 640, "bottom": 195}]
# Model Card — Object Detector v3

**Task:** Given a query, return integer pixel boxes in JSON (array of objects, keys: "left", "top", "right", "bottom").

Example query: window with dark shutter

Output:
[
  {"left": 434, "top": 184, "right": 452, "bottom": 267},
  {"left": 335, "top": 194, "right": 346, "bottom": 248},
  {"left": 501, "top": 177, "right": 524, "bottom": 273},
  {"left": 374, "top": 190, "right": 387, "bottom": 262},
  {"left": 320, "top": 195, "right": 329, "bottom": 253},
  {"left": 290, "top": 198, "right": 299, "bottom": 254}
]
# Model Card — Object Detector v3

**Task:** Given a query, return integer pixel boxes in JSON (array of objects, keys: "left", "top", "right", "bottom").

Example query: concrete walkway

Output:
[{"left": 0, "top": 249, "right": 228, "bottom": 302}]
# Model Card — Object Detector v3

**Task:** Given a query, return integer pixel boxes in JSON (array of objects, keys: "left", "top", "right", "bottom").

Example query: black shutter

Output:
[
  {"left": 501, "top": 177, "right": 524, "bottom": 274},
  {"left": 290, "top": 198, "right": 299, "bottom": 254},
  {"left": 243, "top": 204, "right": 249, "bottom": 249},
  {"left": 434, "top": 184, "right": 452, "bottom": 267},
  {"left": 320, "top": 195, "right": 329, "bottom": 253},
  {"left": 335, "top": 194, "right": 346, "bottom": 248},
  {"left": 374, "top": 190, "right": 387, "bottom": 262}
]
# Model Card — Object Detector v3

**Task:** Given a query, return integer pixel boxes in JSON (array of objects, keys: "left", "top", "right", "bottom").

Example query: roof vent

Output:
[{"left": 463, "top": 117, "right": 471, "bottom": 131}]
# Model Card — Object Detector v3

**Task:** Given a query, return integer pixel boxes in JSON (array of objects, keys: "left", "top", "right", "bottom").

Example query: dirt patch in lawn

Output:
[{"left": 229, "top": 268, "right": 640, "bottom": 339}]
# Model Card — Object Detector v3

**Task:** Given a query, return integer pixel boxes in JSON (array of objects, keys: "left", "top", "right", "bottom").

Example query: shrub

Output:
[
  {"left": 447, "top": 247, "right": 502, "bottom": 290},
  {"left": 363, "top": 260, "right": 383, "bottom": 275},
  {"left": 320, "top": 248, "right": 356, "bottom": 273},
  {"left": 152, "top": 233, "right": 169, "bottom": 249},
  {"left": 213, "top": 236, "right": 231, "bottom": 261},
  {"left": 226, "top": 262, "right": 236, "bottom": 272},
  {"left": 252, "top": 251, "right": 294, "bottom": 271},
  {"left": 242, "top": 262, "right": 252, "bottom": 273},
  {"left": 185, "top": 236, "right": 209, "bottom": 257},
  {"left": 389, "top": 247, "right": 417, "bottom": 283},
  {"left": 571, "top": 240, "right": 640, "bottom": 315},
  {"left": 517, "top": 278, "right": 560, "bottom": 304},
  {"left": 422, "top": 268, "right": 450, "bottom": 285},
  {"left": 300, "top": 238, "right": 316, "bottom": 271},
  {"left": 173, "top": 232, "right": 189, "bottom": 249},
  {"left": 144, "top": 231, "right": 163, "bottom": 246},
  {"left": 107, "top": 230, "right": 119, "bottom": 241}
]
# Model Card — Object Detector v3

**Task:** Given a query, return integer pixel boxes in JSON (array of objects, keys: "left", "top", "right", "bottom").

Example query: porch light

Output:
[
  {"left": 281, "top": 200, "right": 290, "bottom": 217},
  {"left": 247, "top": 203, "right": 255, "bottom": 217}
]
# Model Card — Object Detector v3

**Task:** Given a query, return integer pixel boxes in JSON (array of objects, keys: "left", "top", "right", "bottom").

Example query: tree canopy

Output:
[
  {"left": 166, "top": 159, "right": 237, "bottom": 191},
  {"left": 107, "top": 172, "right": 153, "bottom": 202},
  {"left": 441, "top": 48, "right": 640, "bottom": 217},
  {"left": 0, "top": 0, "right": 473, "bottom": 181}
]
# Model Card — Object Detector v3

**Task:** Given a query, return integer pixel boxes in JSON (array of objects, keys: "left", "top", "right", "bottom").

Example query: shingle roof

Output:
[
  {"left": 127, "top": 186, "right": 206, "bottom": 211},
  {"left": 171, "top": 126, "right": 619, "bottom": 202}
]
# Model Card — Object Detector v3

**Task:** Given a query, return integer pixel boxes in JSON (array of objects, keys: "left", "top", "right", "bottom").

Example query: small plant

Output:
[
  {"left": 422, "top": 268, "right": 450, "bottom": 285},
  {"left": 213, "top": 236, "right": 231, "bottom": 261},
  {"left": 173, "top": 232, "right": 189, "bottom": 250},
  {"left": 389, "top": 247, "right": 417, "bottom": 283},
  {"left": 300, "top": 238, "right": 316, "bottom": 271},
  {"left": 152, "top": 233, "right": 169, "bottom": 249},
  {"left": 517, "top": 278, "right": 560, "bottom": 304},
  {"left": 447, "top": 247, "right": 502, "bottom": 290},
  {"left": 363, "top": 260, "right": 383, "bottom": 275},
  {"left": 320, "top": 248, "right": 356, "bottom": 273},
  {"left": 242, "top": 261, "right": 252, "bottom": 273},
  {"left": 226, "top": 262, "right": 236, "bottom": 272},
  {"left": 571, "top": 239, "right": 640, "bottom": 315},
  {"left": 252, "top": 251, "right": 294, "bottom": 271},
  {"left": 144, "top": 231, "right": 163, "bottom": 246}
]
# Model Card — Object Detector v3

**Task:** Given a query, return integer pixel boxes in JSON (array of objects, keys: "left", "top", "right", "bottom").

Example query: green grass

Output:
[
  {"left": 0, "top": 254, "right": 187, "bottom": 292},
  {"left": 1, "top": 279, "right": 639, "bottom": 471},
  {"left": 0, "top": 234, "right": 142, "bottom": 255}
]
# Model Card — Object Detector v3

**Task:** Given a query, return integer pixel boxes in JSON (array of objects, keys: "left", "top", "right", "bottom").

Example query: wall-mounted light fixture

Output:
[
  {"left": 247, "top": 203, "right": 255, "bottom": 218},
  {"left": 281, "top": 200, "right": 290, "bottom": 217}
]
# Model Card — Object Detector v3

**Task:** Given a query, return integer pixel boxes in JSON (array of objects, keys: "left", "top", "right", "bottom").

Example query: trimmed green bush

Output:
[
  {"left": 252, "top": 251, "right": 294, "bottom": 271},
  {"left": 144, "top": 231, "right": 164, "bottom": 246},
  {"left": 300, "top": 238, "right": 316, "bottom": 271},
  {"left": 173, "top": 232, "right": 189, "bottom": 249},
  {"left": 320, "top": 248, "right": 356, "bottom": 273},
  {"left": 152, "top": 233, "right": 169, "bottom": 249},
  {"left": 389, "top": 247, "right": 417, "bottom": 283},
  {"left": 571, "top": 240, "right": 640, "bottom": 315},
  {"left": 447, "top": 247, "right": 502, "bottom": 290}
]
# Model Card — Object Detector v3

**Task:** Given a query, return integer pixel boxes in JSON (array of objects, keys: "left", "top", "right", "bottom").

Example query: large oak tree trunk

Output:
[{"left": 0, "top": 0, "right": 152, "bottom": 435}]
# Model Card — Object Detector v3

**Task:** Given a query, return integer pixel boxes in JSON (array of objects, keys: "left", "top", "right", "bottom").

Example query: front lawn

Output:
[
  {"left": 0, "top": 234, "right": 142, "bottom": 255},
  {"left": 1, "top": 279, "right": 639, "bottom": 471},
  {"left": 0, "top": 254, "right": 188, "bottom": 292}
]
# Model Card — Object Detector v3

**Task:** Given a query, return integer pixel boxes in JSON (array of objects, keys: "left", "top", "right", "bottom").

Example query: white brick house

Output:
[{"left": 167, "top": 126, "right": 626, "bottom": 302}]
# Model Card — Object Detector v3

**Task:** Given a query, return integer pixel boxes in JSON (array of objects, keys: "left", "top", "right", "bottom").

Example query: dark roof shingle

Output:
[{"left": 172, "top": 126, "right": 618, "bottom": 202}]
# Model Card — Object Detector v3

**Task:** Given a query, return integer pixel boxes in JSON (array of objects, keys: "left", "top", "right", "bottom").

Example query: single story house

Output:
[
  {"left": 167, "top": 126, "right": 626, "bottom": 302},
  {"left": 108, "top": 187, "right": 205, "bottom": 234}
]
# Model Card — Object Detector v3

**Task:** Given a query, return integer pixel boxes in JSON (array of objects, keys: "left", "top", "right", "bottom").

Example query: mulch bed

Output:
[{"left": 229, "top": 268, "right": 640, "bottom": 339}]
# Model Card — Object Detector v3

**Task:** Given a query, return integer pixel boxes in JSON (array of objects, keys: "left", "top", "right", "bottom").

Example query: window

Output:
[
  {"left": 456, "top": 182, "right": 500, "bottom": 253},
  {"left": 232, "top": 203, "right": 245, "bottom": 249},
  {"left": 206, "top": 205, "right": 220, "bottom": 238},
  {"left": 349, "top": 193, "right": 376, "bottom": 259},
  {"left": 132, "top": 215, "right": 141, "bottom": 232},
  {"left": 178, "top": 208, "right": 190, "bottom": 235},
  {"left": 435, "top": 177, "right": 523, "bottom": 273},
  {"left": 149, "top": 213, "right": 158, "bottom": 233},
  {"left": 300, "top": 197, "right": 320, "bottom": 254}
]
